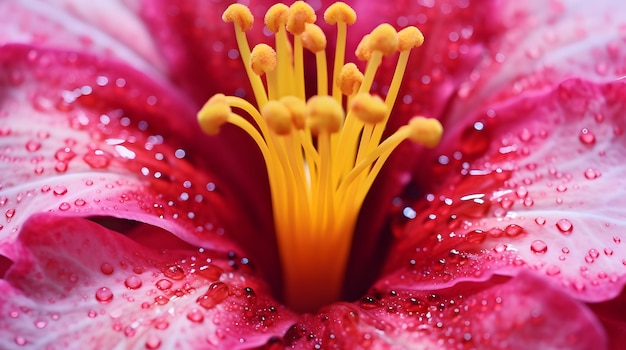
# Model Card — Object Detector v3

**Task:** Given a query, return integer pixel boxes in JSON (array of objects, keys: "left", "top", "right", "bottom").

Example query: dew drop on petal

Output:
[
  {"left": 584, "top": 168, "right": 600, "bottom": 180},
  {"left": 578, "top": 128, "right": 596, "bottom": 145},
  {"left": 196, "top": 282, "right": 229, "bottom": 309},
  {"left": 156, "top": 279, "right": 172, "bottom": 290},
  {"left": 530, "top": 240, "right": 548, "bottom": 254},
  {"left": 534, "top": 217, "right": 546, "bottom": 225},
  {"left": 25, "top": 140, "right": 41, "bottom": 152},
  {"left": 95, "top": 287, "right": 113, "bottom": 303},
  {"left": 546, "top": 265, "right": 561, "bottom": 276},
  {"left": 74, "top": 198, "right": 86, "bottom": 206},
  {"left": 556, "top": 219, "right": 573, "bottom": 234},
  {"left": 145, "top": 334, "right": 162, "bottom": 349},
  {"left": 187, "top": 308, "right": 205, "bottom": 323},
  {"left": 163, "top": 265, "right": 185, "bottom": 280},
  {"left": 58, "top": 202, "right": 71, "bottom": 211},
  {"left": 87, "top": 310, "right": 98, "bottom": 318},
  {"left": 124, "top": 275, "right": 142, "bottom": 290},
  {"left": 504, "top": 224, "right": 524, "bottom": 237},
  {"left": 53, "top": 186, "right": 67, "bottom": 196},
  {"left": 15, "top": 336, "right": 26, "bottom": 346},
  {"left": 100, "top": 263, "right": 114, "bottom": 275},
  {"left": 83, "top": 150, "right": 111, "bottom": 169},
  {"left": 154, "top": 295, "right": 169, "bottom": 305}
]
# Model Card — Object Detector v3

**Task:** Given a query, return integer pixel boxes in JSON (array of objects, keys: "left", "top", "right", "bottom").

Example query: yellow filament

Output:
[{"left": 201, "top": 2, "right": 441, "bottom": 313}]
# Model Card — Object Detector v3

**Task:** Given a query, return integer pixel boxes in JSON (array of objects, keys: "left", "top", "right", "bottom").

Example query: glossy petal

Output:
[
  {"left": 0, "top": 45, "right": 281, "bottom": 291},
  {"left": 283, "top": 273, "right": 605, "bottom": 348},
  {"left": 389, "top": 79, "right": 626, "bottom": 303},
  {"left": 0, "top": 214, "right": 295, "bottom": 349}
]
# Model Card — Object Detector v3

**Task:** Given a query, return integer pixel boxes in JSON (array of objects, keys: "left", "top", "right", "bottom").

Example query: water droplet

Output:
[
  {"left": 578, "top": 128, "right": 596, "bottom": 145},
  {"left": 34, "top": 320, "right": 47, "bottom": 329},
  {"left": 5, "top": 208, "right": 16, "bottom": 219},
  {"left": 604, "top": 248, "right": 614, "bottom": 256},
  {"left": 196, "top": 282, "right": 229, "bottom": 309},
  {"left": 588, "top": 249, "right": 600, "bottom": 258},
  {"left": 145, "top": 335, "right": 162, "bottom": 349},
  {"left": 15, "top": 336, "right": 26, "bottom": 346},
  {"left": 504, "top": 224, "right": 524, "bottom": 237},
  {"left": 95, "top": 287, "right": 113, "bottom": 303},
  {"left": 74, "top": 198, "right": 86, "bottom": 206},
  {"left": 465, "top": 230, "right": 486, "bottom": 244},
  {"left": 155, "top": 279, "right": 172, "bottom": 290},
  {"left": 556, "top": 219, "right": 573, "bottom": 234},
  {"left": 195, "top": 265, "right": 223, "bottom": 281},
  {"left": 83, "top": 150, "right": 111, "bottom": 169},
  {"left": 54, "top": 148, "right": 76, "bottom": 162},
  {"left": 613, "top": 237, "right": 621, "bottom": 244},
  {"left": 154, "top": 295, "right": 169, "bottom": 305},
  {"left": 100, "top": 263, "right": 114, "bottom": 275},
  {"left": 187, "top": 309, "right": 204, "bottom": 323},
  {"left": 530, "top": 240, "right": 548, "bottom": 254},
  {"left": 163, "top": 265, "right": 185, "bottom": 280},
  {"left": 58, "top": 202, "right": 71, "bottom": 211},
  {"left": 546, "top": 265, "right": 561, "bottom": 276},
  {"left": 584, "top": 168, "right": 601, "bottom": 180},
  {"left": 87, "top": 310, "right": 98, "bottom": 318},
  {"left": 54, "top": 162, "right": 68, "bottom": 173},
  {"left": 25, "top": 140, "right": 41, "bottom": 152},
  {"left": 124, "top": 276, "right": 142, "bottom": 290},
  {"left": 53, "top": 186, "right": 68, "bottom": 196}
]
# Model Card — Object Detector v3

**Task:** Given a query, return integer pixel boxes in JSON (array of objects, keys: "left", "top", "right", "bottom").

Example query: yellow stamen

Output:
[{"left": 201, "top": 2, "right": 443, "bottom": 313}]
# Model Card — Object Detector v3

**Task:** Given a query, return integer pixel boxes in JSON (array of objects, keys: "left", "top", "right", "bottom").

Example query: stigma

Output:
[{"left": 198, "top": 1, "right": 442, "bottom": 313}]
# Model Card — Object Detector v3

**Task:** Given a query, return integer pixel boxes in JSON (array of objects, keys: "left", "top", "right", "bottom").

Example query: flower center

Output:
[{"left": 197, "top": 1, "right": 442, "bottom": 313}]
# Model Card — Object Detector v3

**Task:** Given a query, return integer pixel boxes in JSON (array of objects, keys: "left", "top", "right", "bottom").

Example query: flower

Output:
[{"left": 0, "top": 0, "right": 625, "bottom": 348}]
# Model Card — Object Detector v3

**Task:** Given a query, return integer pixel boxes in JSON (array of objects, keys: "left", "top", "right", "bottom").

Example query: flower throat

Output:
[{"left": 198, "top": 1, "right": 442, "bottom": 313}]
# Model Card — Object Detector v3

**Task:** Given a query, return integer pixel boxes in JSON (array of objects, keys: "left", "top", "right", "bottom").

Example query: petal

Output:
[
  {"left": 0, "top": 45, "right": 281, "bottom": 292},
  {"left": 281, "top": 273, "right": 605, "bottom": 348},
  {"left": 0, "top": 0, "right": 167, "bottom": 78},
  {"left": 0, "top": 214, "right": 296, "bottom": 348},
  {"left": 391, "top": 78, "right": 626, "bottom": 302}
]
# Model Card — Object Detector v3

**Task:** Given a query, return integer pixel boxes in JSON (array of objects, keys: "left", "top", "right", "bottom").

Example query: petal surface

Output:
[{"left": 0, "top": 214, "right": 295, "bottom": 349}]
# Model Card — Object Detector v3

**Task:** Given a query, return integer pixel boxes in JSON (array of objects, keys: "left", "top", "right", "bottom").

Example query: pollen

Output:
[{"left": 198, "top": 1, "right": 442, "bottom": 313}]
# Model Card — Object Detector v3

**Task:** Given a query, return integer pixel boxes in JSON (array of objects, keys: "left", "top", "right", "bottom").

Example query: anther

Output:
[
  {"left": 262, "top": 100, "right": 293, "bottom": 135},
  {"left": 286, "top": 1, "right": 316, "bottom": 35},
  {"left": 280, "top": 96, "right": 306, "bottom": 129},
  {"left": 222, "top": 4, "right": 254, "bottom": 31},
  {"left": 349, "top": 93, "right": 387, "bottom": 124},
  {"left": 368, "top": 24, "right": 399, "bottom": 56},
  {"left": 323, "top": 2, "right": 357, "bottom": 25},
  {"left": 406, "top": 117, "right": 444, "bottom": 148},
  {"left": 197, "top": 94, "right": 231, "bottom": 135},
  {"left": 337, "top": 63, "right": 364, "bottom": 96},
  {"left": 355, "top": 34, "right": 372, "bottom": 61},
  {"left": 264, "top": 3, "right": 289, "bottom": 33},
  {"left": 302, "top": 23, "right": 327, "bottom": 53},
  {"left": 250, "top": 44, "right": 277, "bottom": 75},
  {"left": 398, "top": 26, "right": 424, "bottom": 52},
  {"left": 306, "top": 96, "right": 344, "bottom": 134}
]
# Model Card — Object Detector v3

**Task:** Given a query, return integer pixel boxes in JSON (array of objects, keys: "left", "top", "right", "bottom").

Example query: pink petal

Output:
[
  {"left": 282, "top": 273, "right": 605, "bottom": 348},
  {"left": 0, "top": 0, "right": 167, "bottom": 78},
  {"left": 0, "top": 45, "right": 281, "bottom": 291},
  {"left": 0, "top": 214, "right": 296, "bottom": 348},
  {"left": 389, "top": 78, "right": 626, "bottom": 302}
]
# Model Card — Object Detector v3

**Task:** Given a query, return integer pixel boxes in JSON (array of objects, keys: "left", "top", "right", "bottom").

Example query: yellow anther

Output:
[
  {"left": 280, "top": 96, "right": 306, "bottom": 129},
  {"left": 286, "top": 1, "right": 316, "bottom": 35},
  {"left": 265, "top": 3, "right": 289, "bottom": 33},
  {"left": 368, "top": 24, "right": 399, "bottom": 56},
  {"left": 197, "top": 94, "right": 231, "bottom": 135},
  {"left": 355, "top": 34, "right": 372, "bottom": 61},
  {"left": 250, "top": 44, "right": 277, "bottom": 76},
  {"left": 337, "top": 63, "right": 363, "bottom": 96},
  {"left": 349, "top": 93, "right": 387, "bottom": 124},
  {"left": 302, "top": 23, "right": 327, "bottom": 53},
  {"left": 262, "top": 100, "right": 293, "bottom": 135},
  {"left": 398, "top": 26, "right": 424, "bottom": 51},
  {"left": 406, "top": 117, "right": 444, "bottom": 148},
  {"left": 323, "top": 2, "right": 357, "bottom": 25},
  {"left": 222, "top": 4, "right": 254, "bottom": 31},
  {"left": 306, "top": 95, "right": 344, "bottom": 134}
]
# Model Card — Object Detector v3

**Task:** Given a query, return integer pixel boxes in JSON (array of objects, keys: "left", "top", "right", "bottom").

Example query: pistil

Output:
[{"left": 198, "top": 1, "right": 442, "bottom": 313}]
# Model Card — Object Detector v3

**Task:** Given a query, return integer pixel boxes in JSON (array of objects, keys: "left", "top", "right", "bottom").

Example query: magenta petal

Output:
[
  {"left": 390, "top": 78, "right": 626, "bottom": 303},
  {"left": 0, "top": 214, "right": 296, "bottom": 348},
  {"left": 284, "top": 273, "right": 605, "bottom": 348}
]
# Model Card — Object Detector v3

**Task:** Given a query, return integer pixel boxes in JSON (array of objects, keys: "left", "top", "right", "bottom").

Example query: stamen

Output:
[{"left": 201, "top": 2, "right": 442, "bottom": 313}]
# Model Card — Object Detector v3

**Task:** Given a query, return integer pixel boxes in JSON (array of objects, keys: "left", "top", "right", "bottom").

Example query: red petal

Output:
[
  {"left": 390, "top": 79, "right": 626, "bottom": 302},
  {"left": 281, "top": 273, "right": 605, "bottom": 348},
  {"left": 0, "top": 45, "right": 281, "bottom": 291},
  {"left": 0, "top": 214, "right": 296, "bottom": 348}
]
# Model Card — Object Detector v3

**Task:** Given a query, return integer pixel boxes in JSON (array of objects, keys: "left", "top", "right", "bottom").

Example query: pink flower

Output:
[{"left": 0, "top": 0, "right": 625, "bottom": 348}]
